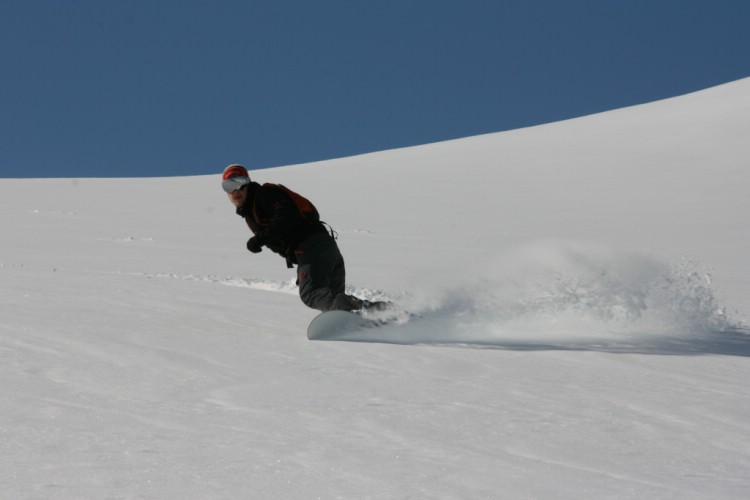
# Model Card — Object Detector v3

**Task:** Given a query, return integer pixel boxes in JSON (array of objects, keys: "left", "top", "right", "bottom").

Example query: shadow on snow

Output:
[{"left": 311, "top": 321, "right": 750, "bottom": 357}]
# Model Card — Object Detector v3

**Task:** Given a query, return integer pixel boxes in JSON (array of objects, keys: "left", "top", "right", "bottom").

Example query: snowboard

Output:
[
  {"left": 307, "top": 311, "right": 380, "bottom": 340},
  {"left": 307, "top": 310, "right": 421, "bottom": 344},
  {"left": 307, "top": 310, "right": 381, "bottom": 340}
]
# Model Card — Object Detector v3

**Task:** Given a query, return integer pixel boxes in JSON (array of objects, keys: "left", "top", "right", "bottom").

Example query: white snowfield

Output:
[{"left": 2, "top": 78, "right": 749, "bottom": 499}]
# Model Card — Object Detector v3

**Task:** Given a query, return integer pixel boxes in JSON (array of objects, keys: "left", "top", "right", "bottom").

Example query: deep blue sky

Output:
[{"left": 2, "top": 0, "right": 749, "bottom": 178}]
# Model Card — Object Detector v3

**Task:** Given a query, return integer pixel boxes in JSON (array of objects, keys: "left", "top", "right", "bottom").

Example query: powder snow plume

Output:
[{"left": 354, "top": 241, "right": 746, "bottom": 352}]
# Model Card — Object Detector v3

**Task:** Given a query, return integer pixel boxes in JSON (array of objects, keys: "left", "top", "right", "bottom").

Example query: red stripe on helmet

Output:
[{"left": 222, "top": 164, "right": 250, "bottom": 181}]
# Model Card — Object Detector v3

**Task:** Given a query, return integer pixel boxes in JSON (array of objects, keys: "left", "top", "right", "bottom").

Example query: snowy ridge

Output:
[
  {"left": 1, "top": 78, "right": 749, "bottom": 499},
  {"left": 104, "top": 271, "right": 403, "bottom": 305},
  {"left": 105, "top": 271, "right": 302, "bottom": 294}
]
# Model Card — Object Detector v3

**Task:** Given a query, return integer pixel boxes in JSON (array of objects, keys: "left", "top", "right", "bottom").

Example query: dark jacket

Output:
[{"left": 237, "top": 182, "right": 327, "bottom": 266}]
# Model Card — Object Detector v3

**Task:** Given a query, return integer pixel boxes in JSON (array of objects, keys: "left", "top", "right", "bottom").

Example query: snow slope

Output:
[{"left": 1, "top": 78, "right": 749, "bottom": 499}]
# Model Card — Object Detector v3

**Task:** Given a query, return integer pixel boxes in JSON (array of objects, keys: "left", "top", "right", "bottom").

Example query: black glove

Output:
[{"left": 246, "top": 236, "right": 263, "bottom": 253}]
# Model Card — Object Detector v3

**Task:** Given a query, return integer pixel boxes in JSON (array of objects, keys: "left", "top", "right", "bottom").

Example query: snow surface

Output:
[{"left": 2, "top": 78, "right": 750, "bottom": 499}]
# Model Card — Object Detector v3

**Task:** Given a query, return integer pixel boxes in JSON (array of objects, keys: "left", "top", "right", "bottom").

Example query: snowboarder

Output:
[{"left": 222, "top": 164, "right": 386, "bottom": 313}]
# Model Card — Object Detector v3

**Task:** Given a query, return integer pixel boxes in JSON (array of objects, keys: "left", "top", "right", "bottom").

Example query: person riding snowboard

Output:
[{"left": 222, "top": 164, "right": 387, "bottom": 313}]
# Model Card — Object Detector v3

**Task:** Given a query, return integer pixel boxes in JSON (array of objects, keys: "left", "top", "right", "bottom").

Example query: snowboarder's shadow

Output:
[
  {"left": 423, "top": 328, "right": 750, "bottom": 357},
  {"left": 328, "top": 322, "right": 750, "bottom": 357}
]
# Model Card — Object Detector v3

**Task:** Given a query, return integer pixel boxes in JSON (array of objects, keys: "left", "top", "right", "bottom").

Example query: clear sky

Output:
[{"left": 2, "top": 0, "right": 749, "bottom": 178}]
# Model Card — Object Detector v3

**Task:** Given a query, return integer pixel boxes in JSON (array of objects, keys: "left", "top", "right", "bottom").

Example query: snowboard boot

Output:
[
  {"left": 331, "top": 294, "right": 391, "bottom": 313},
  {"left": 331, "top": 293, "right": 364, "bottom": 311},
  {"left": 361, "top": 299, "right": 391, "bottom": 311}
]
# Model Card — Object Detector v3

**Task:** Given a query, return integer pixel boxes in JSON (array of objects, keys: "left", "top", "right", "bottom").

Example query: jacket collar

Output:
[{"left": 235, "top": 182, "right": 260, "bottom": 217}]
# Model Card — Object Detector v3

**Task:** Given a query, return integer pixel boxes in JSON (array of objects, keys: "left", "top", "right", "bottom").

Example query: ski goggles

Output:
[{"left": 222, "top": 176, "right": 251, "bottom": 193}]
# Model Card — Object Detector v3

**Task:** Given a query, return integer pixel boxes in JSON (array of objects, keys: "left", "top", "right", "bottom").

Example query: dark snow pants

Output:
[{"left": 296, "top": 232, "right": 361, "bottom": 312}]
